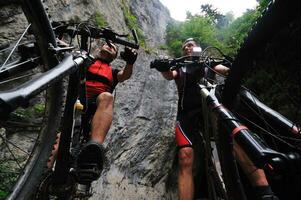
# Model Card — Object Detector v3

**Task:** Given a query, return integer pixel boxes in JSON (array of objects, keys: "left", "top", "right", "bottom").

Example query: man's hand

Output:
[
  {"left": 120, "top": 47, "right": 138, "bottom": 65},
  {"left": 214, "top": 64, "right": 230, "bottom": 76},
  {"left": 150, "top": 59, "right": 171, "bottom": 72}
]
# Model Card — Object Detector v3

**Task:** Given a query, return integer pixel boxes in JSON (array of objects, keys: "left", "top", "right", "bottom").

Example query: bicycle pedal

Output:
[
  {"left": 73, "top": 184, "right": 92, "bottom": 199},
  {"left": 76, "top": 164, "right": 101, "bottom": 184}
]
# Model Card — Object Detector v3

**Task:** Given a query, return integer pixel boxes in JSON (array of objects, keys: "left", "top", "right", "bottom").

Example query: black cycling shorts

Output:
[{"left": 175, "top": 109, "right": 202, "bottom": 149}]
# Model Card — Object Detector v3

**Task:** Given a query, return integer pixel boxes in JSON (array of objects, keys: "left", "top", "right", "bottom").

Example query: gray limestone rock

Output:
[{"left": 0, "top": 0, "right": 179, "bottom": 199}]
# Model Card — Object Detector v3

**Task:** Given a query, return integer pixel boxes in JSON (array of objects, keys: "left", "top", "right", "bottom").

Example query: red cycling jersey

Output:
[{"left": 86, "top": 59, "right": 119, "bottom": 98}]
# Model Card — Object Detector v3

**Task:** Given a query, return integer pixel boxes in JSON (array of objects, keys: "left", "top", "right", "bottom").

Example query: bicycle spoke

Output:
[
  {"left": 0, "top": 23, "right": 31, "bottom": 71},
  {"left": 0, "top": 41, "right": 34, "bottom": 53},
  {"left": 0, "top": 73, "right": 35, "bottom": 85},
  {"left": 235, "top": 111, "right": 301, "bottom": 151},
  {"left": 0, "top": 134, "right": 31, "bottom": 156},
  {"left": 0, "top": 56, "right": 40, "bottom": 73},
  {"left": 0, "top": 138, "right": 23, "bottom": 170}
]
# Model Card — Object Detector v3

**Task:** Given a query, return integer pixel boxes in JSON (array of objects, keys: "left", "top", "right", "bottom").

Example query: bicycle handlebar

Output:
[
  {"left": 150, "top": 55, "right": 227, "bottom": 71},
  {"left": 52, "top": 22, "right": 139, "bottom": 49}
]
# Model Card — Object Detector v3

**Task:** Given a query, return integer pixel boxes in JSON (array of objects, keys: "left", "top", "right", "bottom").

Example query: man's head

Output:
[
  {"left": 98, "top": 42, "right": 118, "bottom": 63},
  {"left": 182, "top": 38, "right": 198, "bottom": 56}
]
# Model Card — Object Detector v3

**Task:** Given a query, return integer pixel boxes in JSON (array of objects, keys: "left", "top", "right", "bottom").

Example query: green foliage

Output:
[
  {"left": 257, "top": 0, "right": 271, "bottom": 13},
  {"left": 220, "top": 0, "right": 271, "bottom": 55},
  {"left": 95, "top": 12, "right": 108, "bottom": 27},
  {"left": 10, "top": 103, "right": 45, "bottom": 121},
  {"left": 165, "top": 1, "right": 271, "bottom": 57},
  {"left": 121, "top": 0, "right": 146, "bottom": 47},
  {"left": 166, "top": 16, "right": 225, "bottom": 57},
  {"left": 200, "top": 4, "right": 224, "bottom": 27},
  {"left": 0, "top": 190, "right": 8, "bottom": 200},
  {"left": 158, "top": 45, "right": 168, "bottom": 50},
  {"left": 221, "top": 9, "right": 260, "bottom": 56},
  {"left": 144, "top": 48, "right": 153, "bottom": 54},
  {"left": 0, "top": 164, "right": 18, "bottom": 200}
]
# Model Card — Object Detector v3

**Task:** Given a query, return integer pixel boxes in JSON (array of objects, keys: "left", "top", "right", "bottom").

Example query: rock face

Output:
[
  {"left": 94, "top": 49, "right": 178, "bottom": 199},
  {"left": 2, "top": 0, "right": 179, "bottom": 199}
]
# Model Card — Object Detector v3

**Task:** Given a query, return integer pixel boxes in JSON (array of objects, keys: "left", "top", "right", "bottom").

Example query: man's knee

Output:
[
  {"left": 96, "top": 92, "right": 113, "bottom": 106},
  {"left": 178, "top": 147, "right": 194, "bottom": 169}
]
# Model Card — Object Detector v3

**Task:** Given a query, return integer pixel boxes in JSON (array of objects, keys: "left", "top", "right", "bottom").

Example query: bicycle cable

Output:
[{"left": 235, "top": 97, "right": 301, "bottom": 151}]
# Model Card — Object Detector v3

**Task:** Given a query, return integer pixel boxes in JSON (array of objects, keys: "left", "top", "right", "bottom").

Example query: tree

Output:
[{"left": 166, "top": 15, "right": 224, "bottom": 57}]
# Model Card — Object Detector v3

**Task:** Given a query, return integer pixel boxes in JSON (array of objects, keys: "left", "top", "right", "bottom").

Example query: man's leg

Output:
[
  {"left": 178, "top": 147, "right": 194, "bottom": 200},
  {"left": 90, "top": 92, "right": 114, "bottom": 144},
  {"left": 234, "top": 141, "right": 278, "bottom": 199},
  {"left": 234, "top": 141, "right": 268, "bottom": 186}
]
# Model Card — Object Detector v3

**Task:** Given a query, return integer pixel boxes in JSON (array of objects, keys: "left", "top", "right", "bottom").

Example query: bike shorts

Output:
[
  {"left": 175, "top": 110, "right": 202, "bottom": 149},
  {"left": 86, "top": 95, "right": 98, "bottom": 116}
]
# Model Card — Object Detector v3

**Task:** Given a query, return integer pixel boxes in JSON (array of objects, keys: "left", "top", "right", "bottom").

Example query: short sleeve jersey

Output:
[
  {"left": 86, "top": 59, "right": 120, "bottom": 98},
  {"left": 175, "top": 64, "right": 205, "bottom": 112}
]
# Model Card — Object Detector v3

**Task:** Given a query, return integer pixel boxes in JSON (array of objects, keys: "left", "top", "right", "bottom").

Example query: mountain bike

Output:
[
  {"left": 151, "top": 0, "right": 301, "bottom": 199},
  {"left": 0, "top": 0, "right": 139, "bottom": 199}
]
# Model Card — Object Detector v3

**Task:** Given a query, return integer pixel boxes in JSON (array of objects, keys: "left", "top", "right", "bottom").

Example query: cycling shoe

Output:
[{"left": 76, "top": 141, "right": 105, "bottom": 184}]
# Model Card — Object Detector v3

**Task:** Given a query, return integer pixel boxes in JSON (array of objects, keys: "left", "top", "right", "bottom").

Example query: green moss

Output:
[
  {"left": 0, "top": 190, "right": 7, "bottom": 200},
  {"left": 158, "top": 45, "right": 168, "bottom": 50},
  {"left": 144, "top": 48, "right": 152, "bottom": 54},
  {"left": 34, "top": 103, "right": 45, "bottom": 114},
  {"left": 0, "top": 190, "right": 8, "bottom": 200},
  {"left": 0, "top": 164, "right": 18, "bottom": 200},
  {"left": 121, "top": 0, "right": 146, "bottom": 48},
  {"left": 11, "top": 103, "right": 45, "bottom": 121},
  {"left": 95, "top": 12, "right": 108, "bottom": 27}
]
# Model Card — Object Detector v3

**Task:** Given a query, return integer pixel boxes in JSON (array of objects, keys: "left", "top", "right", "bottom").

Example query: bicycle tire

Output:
[
  {"left": 197, "top": 99, "right": 228, "bottom": 200},
  {"left": 199, "top": 47, "right": 247, "bottom": 199},
  {"left": 206, "top": 93, "right": 247, "bottom": 200},
  {"left": 0, "top": 0, "right": 65, "bottom": 199},
  {"left": 222, "top": 0, "right": 300, "bottom": 107},
  {"left": 219, "top": 0, "right": 301, "bottom": 199}
]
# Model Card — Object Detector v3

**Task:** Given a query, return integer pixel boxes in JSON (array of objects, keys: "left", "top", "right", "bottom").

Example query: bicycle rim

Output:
[
  {"left": 0, "top": 0, "right": 64, "bottom": 199},
  {"left": 211, "top": 103, "right": 246, "bottom": 200},
  {"left": 221, "top": 0, "right": 301, "bottom": 199},
  {"left": 198, "top": 98, "right": 228, "bottom": 200},
  {"left": 222, "top": 0, "right": 300, "bottom": 107}
]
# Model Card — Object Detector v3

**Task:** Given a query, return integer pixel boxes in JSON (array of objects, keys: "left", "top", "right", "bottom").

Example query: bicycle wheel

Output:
[
  {"left": 0, "top": 0, "right": 64, "bottom": 199},
  {"left": 222, "top": 0, "right": 300, "bottom": 107},
  {"left": 221, "top": 0, "right": 301, "bottom": 199},
  {"left": 199, "top": 100, "right": 229, "bottom": 200},
  {"left": 198, "top": 46, "right": 247, "bottom": 200}
]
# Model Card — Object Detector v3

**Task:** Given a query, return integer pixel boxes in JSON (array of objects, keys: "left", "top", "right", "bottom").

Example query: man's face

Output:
[
  {"left": 99, "top": 43, "right": 118, "bottom": 63},
  {"left": 182, "top": 42, "right": 197, "bottom": 56}
]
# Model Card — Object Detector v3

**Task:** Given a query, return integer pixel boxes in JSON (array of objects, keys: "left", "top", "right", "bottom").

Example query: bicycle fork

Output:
[{"left": 198, "top": 84, "right": 287, "bottom": 170}]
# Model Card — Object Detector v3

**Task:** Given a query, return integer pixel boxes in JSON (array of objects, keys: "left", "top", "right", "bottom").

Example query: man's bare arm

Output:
[
  {"left": 117, "top": 64, "right": 133, "bottom": 82},
  {"left": 161, "top": 70, "right": 178, "bottom": 80},
  {"left": 214, "top": 64, "right": 230, "bottom": 76}
]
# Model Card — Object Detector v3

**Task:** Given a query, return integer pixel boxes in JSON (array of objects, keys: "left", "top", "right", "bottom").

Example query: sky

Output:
[{"left": 159, "top": 0, "right": 258, "bottom": 21}]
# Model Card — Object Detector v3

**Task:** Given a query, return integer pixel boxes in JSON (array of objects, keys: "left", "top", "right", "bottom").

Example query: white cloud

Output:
[{"left": 159, "top": 0, "right": 258, "bottom": 21}]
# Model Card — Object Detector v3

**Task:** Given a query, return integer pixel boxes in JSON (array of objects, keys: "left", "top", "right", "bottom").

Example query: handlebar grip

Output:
[
  {"left": 150, "top": 59, "right": 171, "bottom": 72},
  {"left": 150, "top": 60, "right": 157, "bottom": 68},
  {"left": 114, "top": 37, "right": 139, "bottom": 49}
]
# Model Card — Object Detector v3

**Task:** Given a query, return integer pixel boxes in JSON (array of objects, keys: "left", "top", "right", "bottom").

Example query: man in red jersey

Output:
[{"left": 77, "top": 42, "right": 138, "bottom": 175}]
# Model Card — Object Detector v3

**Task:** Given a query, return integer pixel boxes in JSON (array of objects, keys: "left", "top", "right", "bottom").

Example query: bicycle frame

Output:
[
  {"left": 0, "top": 54, "right": 85, "bottom": 117},
  {"left": 199, "top": 80, "right": 300, "bottom": 171}
]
